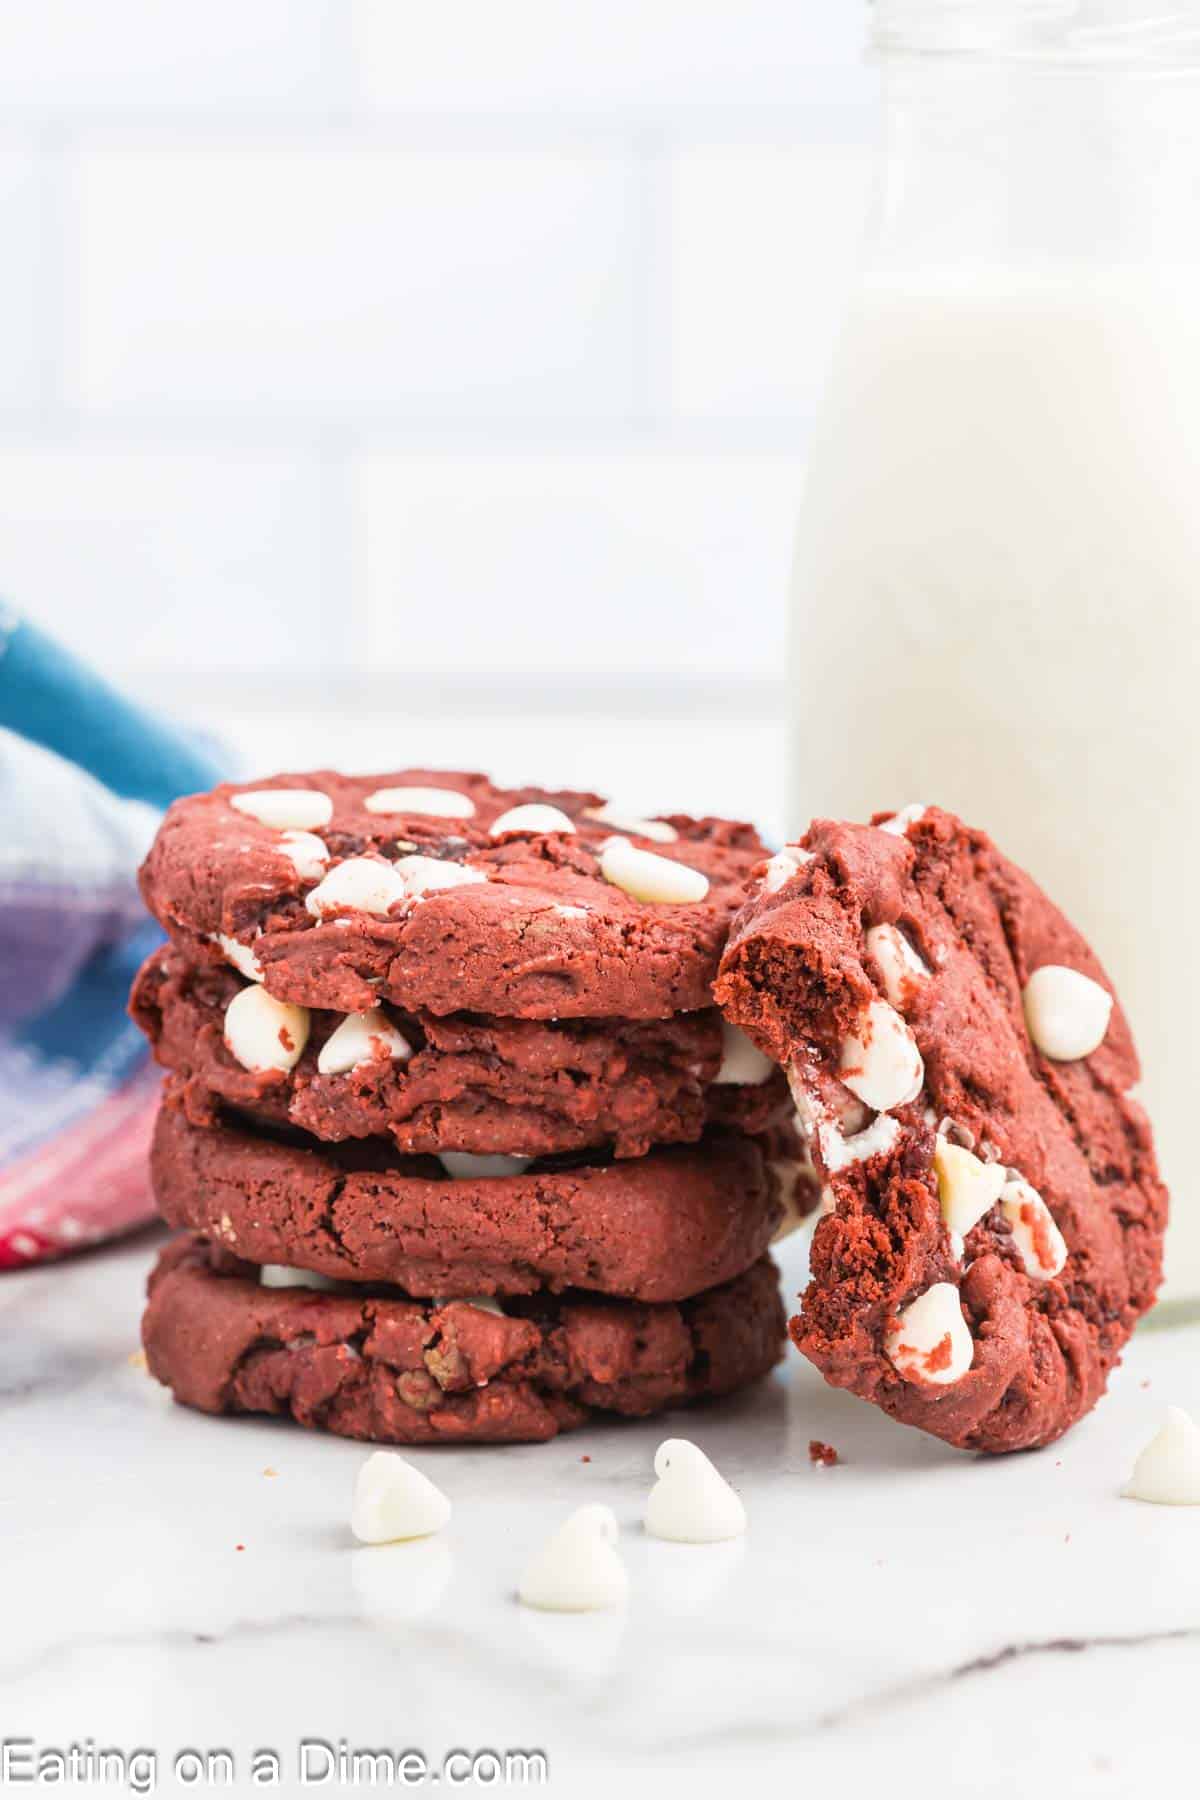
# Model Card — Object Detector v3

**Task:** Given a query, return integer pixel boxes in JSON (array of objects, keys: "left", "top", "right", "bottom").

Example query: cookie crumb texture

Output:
[
  {"left": 138, "top": 769, "right": 765, "bottom": 1021},
  {"left": 716, "top": 807, "right": 1167, "bottom": 1454},
  {"left": 142, "top": 1239, "right": 786, "bottom": 1445}
]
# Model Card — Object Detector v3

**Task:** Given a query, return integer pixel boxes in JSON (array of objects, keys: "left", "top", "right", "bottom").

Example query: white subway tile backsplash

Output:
[
  {"left": 74, "top": 147, "right": 642, "bottom": 424},
  {"left": 0, "top": 447, "right": 330, "bottom": 676},
  {"left": 354, "top": 0, "right": 872, "bottom": 115},
  {"left": 0, "top": 149, "right": 43, "bottom": 413},
  {"left": 356, "top": 449, "right": 802, "bottom": 681},
  {"left": 0, "top": 2, "right": 336, "bottom": 113},
  {"left": 669, "top": 145, "right": 874, "bottom": 421}
]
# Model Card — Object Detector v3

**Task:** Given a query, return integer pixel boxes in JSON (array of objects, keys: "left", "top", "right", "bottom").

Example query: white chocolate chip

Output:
[
  {"left": 643, "top": 1439, "right": 746, "bottom": 1544},
  {"left": 762, "top": 844, "right": 813, "bottom": 895},
  {"left": 584, "top": 802, "right": 677, "bottom": 844},
  {"left": 211, "top": 932, "right": 263, "bottom": 982},
  {"left": 817, "top": 1185, "right": 837, "bottom": 1218},
  {"left": 305, "top": 857, "right": 409, "bottom": 918},
  {"left": 1123, "top": 1407, "right": 1200, "bottom": 1506},
  {"left": 865, "top": 923, "right": 930, "bottom": 1012},
  {"left": 518, "top": 1504, "right": 628, "bottom": 1612},
  {"left": 363, "top": 786, "right": 475, "bottom": 819},
  {"left": 600, "top": 837, "right": 709, "bottom": 906},
  {"left": 489, "top": 803, "right": 575, "bottom": 837},
  {"left": 230, "top": 788, "right": 333, "bottom": 831},
  {"left": 714, "top": 1021, "right": 775, "bottom": 1087},
  {"left": 884, "top": 1283, "right": 974, "bottom": 1387},
  {"left": 878, "top": 803, "right": 926, "bottom": 837},
  {"left": 449, "top": 1295, "right": 506, "bottom": 1317},
  {"left": 317, "top": 1008, "right": 412, "bottom": 1077},
  {"left": 934, "top": 1137, "right": 1006, "bottom": 1240},
  {"left": 351, "top": 1450, "right": 452, "bottom": 1544},
  {"left": 820, "top": 1111, "right": 901, "bottom": 1173},
  {"left": 770, "top": 1159, "right": 817, "bottom": 1243},
  {"left": 393, "top": 854, "right": 487, "bottom": 896},
  {"left": 438, "top": 1152, "right": 532, "bottom": 1179},
  {"left": 1000, "top": 1177, "right": 1068, "bottom": 1280},
  {"left": 839, "top": 999, "right": 924, "bottom": 1112},
  {"left": 224, "top": 986, "right": 310, "bottom": 1074},
  {"left": 260, "top": 1264, "right": 338, "bottom": 1291},
  {"left": 1022, "top": 965, "right": 1113, "bottom": 1062},
  {"left": 277, "top": 830, "right": 329, "bottom": 882}
]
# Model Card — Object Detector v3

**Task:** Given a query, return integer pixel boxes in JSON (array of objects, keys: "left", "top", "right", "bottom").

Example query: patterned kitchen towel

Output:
[{"left": 0, "top": 610, "right": 225, "bottom": 1268}]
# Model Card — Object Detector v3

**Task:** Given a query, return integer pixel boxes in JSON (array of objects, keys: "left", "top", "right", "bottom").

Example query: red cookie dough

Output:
[
  {"left": 131, "top": 948, "right": 789, "bottom": 1160},
  {"left": 715, "top": 805, "right": 1167, "bottom": 1455},
  {"left": 151, "top": 1098, "right": 808, "bottom": 1304},
  {"left": 138, "top": 769, "right": 766, "bottom": 1020},
  {"left": 142, "top": 1237, "right": 787, "bottom": 1445}
]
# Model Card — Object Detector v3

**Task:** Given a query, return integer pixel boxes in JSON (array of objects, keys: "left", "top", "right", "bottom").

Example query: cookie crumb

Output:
[
  {"left": 580, "top": 1455, "right": 591, "bottom": 1464},
  {"left": 262, "top": 1467, "right": 278, "bottom": 1478},
  {"left": 235, "top": 1544, "right": 245, "bottom": 1553},
  {"left": 808, "top": 1439, "right": 839, "bottom": 1468}
]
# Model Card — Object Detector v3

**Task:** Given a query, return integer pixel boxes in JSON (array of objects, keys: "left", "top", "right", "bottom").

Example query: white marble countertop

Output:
[{"left": 3, "top": 1226, "right": 1198, "bottom": 1799}]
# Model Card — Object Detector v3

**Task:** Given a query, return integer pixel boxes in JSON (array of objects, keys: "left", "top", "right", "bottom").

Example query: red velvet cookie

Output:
[
  {"left": 715, "top": 805, "right": 1167, "bottom": 1454},
  {"left": 151, "top": 1099, "right": 811, "bottom": 1304},
  {"left": 138, "top": 769, "right": 766, "bottom": 1020},
  {"left": 142, "top": 1237, "right": 787, "bottom": 1445},
  {"left": 131, "top": 947, "right": 788, "bottom": 1160}
]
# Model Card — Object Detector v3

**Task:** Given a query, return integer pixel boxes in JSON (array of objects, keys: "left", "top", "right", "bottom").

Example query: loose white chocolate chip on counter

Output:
[
  {"left": 877, "top": 804, "right": 926, "bottom": 837},
  {"left": 363, "top": 786, "right": 475, "bottom": 819},
  {"left": 305, "top": 857, "right": 409, "bottom": 918},
  {"left": 934, "top": 1137, "right": 1006, "bottom": 1240},
  {"left": 212, "top": 932, "right": 263, "bottom": 982},
  {"left": 761, "top": 844, "right": 813, "bottom": 895},
  {"left": 518, "top": 1504, "right": 628, "bottom": 1612},
  {"left": 351, "top": 1450, "right": 452, "bottom": 1544},
  {"left": 1022, "top": 964, "right": 1113, "bottom": 1061},
  {"left": 643, "top": 1439, "right": 747, "bottom": 1544},
  {"left": 865, "top": 923, "right": 930, "bottom": 1012},
  {"left": 584, "top": 801, "right": 678, "bottom": 844},
  {"left": 260, "top": 1264, "right": 338, "bottom": 1291},
  {"left": 600, "top": 837, "right": 709, "bottom": 905},
  {"left": 1123, "top": 1407, "right": 1200, "bottom": 1505},
  {"left": 230, "top": 788, "right": 333, "bottom": 831},
  {"left": 489, "top": 803, "right": 575, "bottom": 837},
  {"left": 393, "top": 854, "right": 487, "bottom": 895},
  {"left": 839, "top": 999, "right": 924, "bottom": 1113},
  {"left": 277, "top": 829, "right": 329, "bottom": 882},
  {"left": 224, "top": 986, "right": 310, "bottom": 1074},
  {"left": 714, "top": 1020, "right": 775, "bottom": 1086},
  {"left": 1000, "top": 1178, "right": 1068, "bottom": 1280},
  {"left": 438, "top": 1152, "right": 533, "bottom": 1179},
  {"left": 317, "top": 1008, "right": 412, "bottom": 1077},
  {"left": 884, "top": 1283, "right": 974, "bottom": 1386}
]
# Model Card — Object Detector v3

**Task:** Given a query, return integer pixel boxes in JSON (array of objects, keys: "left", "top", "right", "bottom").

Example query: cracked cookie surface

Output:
[
  {"left": 716, "top": 806, "right": 1167, "bottom": 1453},
  {"left": 142, "top": 1237, "right": 787, "bottom": 1445}
]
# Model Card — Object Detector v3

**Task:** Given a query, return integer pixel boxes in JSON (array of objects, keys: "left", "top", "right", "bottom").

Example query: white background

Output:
[{"left": 0, "top": 0, "right": 877, "bottom": 770}]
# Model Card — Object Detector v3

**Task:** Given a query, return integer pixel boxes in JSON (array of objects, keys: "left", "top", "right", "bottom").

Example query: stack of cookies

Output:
[{"left": 131, "top": 771, "right": 809, "bottom": 1446}]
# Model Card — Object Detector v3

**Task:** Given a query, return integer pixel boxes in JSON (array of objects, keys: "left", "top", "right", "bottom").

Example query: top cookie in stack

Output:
[{"left": 132, "top": 770, "right": 804, "bottom": 1446}]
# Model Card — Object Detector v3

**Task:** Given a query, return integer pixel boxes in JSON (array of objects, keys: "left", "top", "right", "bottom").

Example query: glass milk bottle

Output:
[{"left": 788, "top": 1, "right": 1200, "bottom": 1301}]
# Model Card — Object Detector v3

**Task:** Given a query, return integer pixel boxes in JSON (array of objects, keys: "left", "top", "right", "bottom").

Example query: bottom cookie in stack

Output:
[
  {"left": 143, "top": 1239, "right": 786, "bottom": 1446},
  {"left": 141, "top": 1102, "right": 803, "bottom": 1444}
]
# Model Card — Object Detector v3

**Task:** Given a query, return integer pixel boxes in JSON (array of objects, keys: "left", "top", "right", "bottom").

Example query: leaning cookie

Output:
[
  {"left": 138, "top": 769, "right": 766, "bottom": 1020},
  {"left": 142, "top": 1238, "right": 788, "bottom": 1445},
  {"left": 715, "top": 805, "right": 1167, "bottom": 1454},
  {"left": 151, "top": 1099, "right": 812, "bottom": 1304},
  {"left": 131, "top": 948, "right": 788, "bottom": 1160}
]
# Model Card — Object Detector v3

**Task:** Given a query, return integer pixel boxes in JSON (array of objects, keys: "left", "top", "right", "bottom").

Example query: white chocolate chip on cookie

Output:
[
  {"left": 260, "top": 1264, "right": 338, "bottom": 1291},
  {"left": 231, "top": 788, "right": 332, "bottom": 831},
  {"left": 877, "top": 804, "right": 926, "bottom": 837},
  {"left": 211, "top": 932, "right": 264, "bottom": 982},
  {"left": 884, "top": 1283, "right": 973, "bottom": 1386},
  {"left": 317, "top": 1008, "right": 412, "bottom": 1077},
  {"left": 277, "top": 829, "right": 329, "bottom": 882},
  {"left": 934, "top": 1137, "right": 1006, "bottom": 1240},
  {"left": 438, "top": 1151, "right": 532, "bottom": 1179},
  {"left": 393, "top": 854, "right": 487, "bottom": 896},
  {"left": 865, "top": 923, "right": 930, "bottom": 1012},
  {"left": 600, "top": 837, "right": 709, "bottom": 905},
  {"left": 363, "top": 786, "right": 475, "bottom": 819},
  {"left": 224, "top": 986, "right": 310, "bottom": 1073},
  {"left": 839, "top": 999, "right": 924, "bottom": 1112},
  {"left": 1000, "top": 1177, "right": 1068, "bottom": 1280},
  {"left": 584, "top": 802, "right": 677, "bottom": 844},
  {"left": 761, "top": 845, "right": 813, "bottom": 895},
  {"left": 714, "top": 1021, "right": 775, "bottom": 1086},
  {"left": 1022, "top": 965, "right": 1113, "bottom": 1061},
  {"left": 305, "top": 857, "right": 409, "bottom": 918},
  {"left": 489, "top": 803, "right": 575, "bottom": 837}
]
